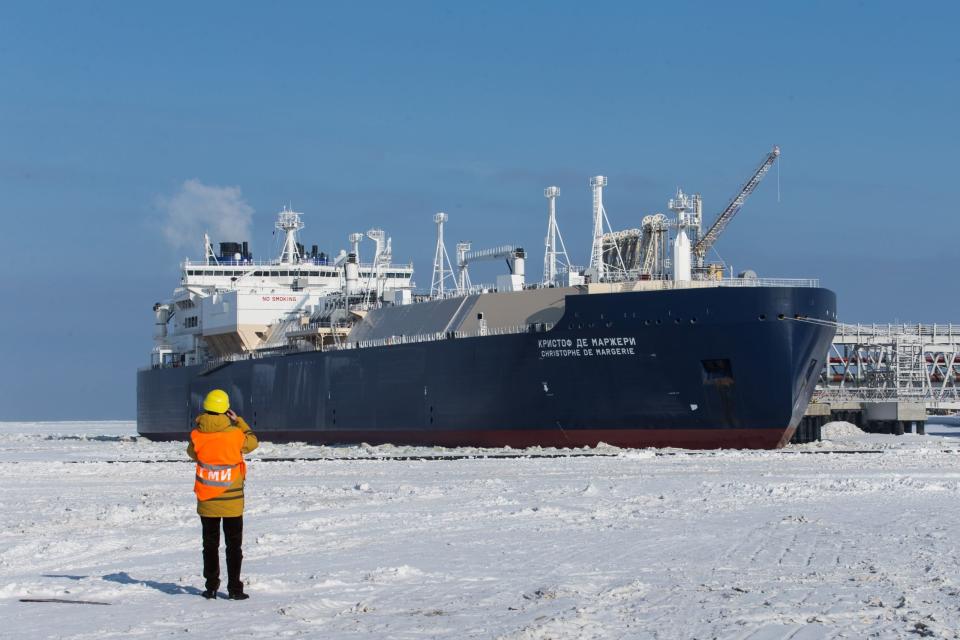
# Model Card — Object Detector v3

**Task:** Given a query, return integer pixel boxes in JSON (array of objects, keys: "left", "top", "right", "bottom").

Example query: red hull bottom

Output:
[{"left": 144, "top": 426, "right": 798, "bottom": 450}]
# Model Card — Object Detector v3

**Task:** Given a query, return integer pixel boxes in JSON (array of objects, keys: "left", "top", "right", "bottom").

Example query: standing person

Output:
[{"left": 187, "top": 389, "right": 258, "bottom": 600}]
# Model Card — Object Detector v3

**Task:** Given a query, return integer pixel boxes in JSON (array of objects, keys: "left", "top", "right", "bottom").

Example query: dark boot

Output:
[
  {"left": 200, "top": 516, "right": 222, "bottom": 593},
  {"left": 223, "top": 516, "right": 245, "bottom": 597},
  {"left": 202, "top": 589, "right": 217, "bottom": 600}
]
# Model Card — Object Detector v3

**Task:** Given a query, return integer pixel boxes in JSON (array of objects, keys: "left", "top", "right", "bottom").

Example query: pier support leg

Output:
[
  {"left": 796, "top": 404, "right": 829, "bottom": 444},
  {"left": 861, "top": 402, "right": 926, "bottom": 438}
]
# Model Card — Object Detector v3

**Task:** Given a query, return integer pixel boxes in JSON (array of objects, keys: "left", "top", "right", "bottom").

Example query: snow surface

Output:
[{"left": 3, "top": 419, "right": 960, "bottom": 639}]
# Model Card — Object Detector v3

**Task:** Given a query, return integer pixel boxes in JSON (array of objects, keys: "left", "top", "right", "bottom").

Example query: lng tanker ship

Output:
[{"left": 138, "top": 147, "right": 838, "bottom": 449}]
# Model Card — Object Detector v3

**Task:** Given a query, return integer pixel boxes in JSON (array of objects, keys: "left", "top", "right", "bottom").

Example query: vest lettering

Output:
[
  {"left": 200, "top": 468, "right": 231, "bottom": 483},
  {"left": 212, "top": 469, "right": 231, "bottom": 482},
  {"left": 191, "top": 428, "right": 246, "bottom": 501}
]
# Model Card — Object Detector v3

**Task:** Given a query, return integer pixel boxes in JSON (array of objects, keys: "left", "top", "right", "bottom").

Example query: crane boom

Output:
[
  {"left": 462, "top": 244, "right": 516, "bottom": 264},
  {"left": 693, "top": 145, "right": 780, "bottom": 265},
  {"left": 457, "top": 244, "right": 521, "bottom": 291}
]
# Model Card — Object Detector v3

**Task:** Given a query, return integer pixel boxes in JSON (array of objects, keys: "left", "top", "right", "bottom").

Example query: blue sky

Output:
[{"left": 1, "top": 2, "right": 957, "bottom": 420}]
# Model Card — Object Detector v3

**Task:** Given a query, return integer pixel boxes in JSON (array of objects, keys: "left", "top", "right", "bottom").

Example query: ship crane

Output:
[
  {"left": 458, "top": 244, "right": 525, "bottom": 292},
  {"left": 692, "top": 145, "right": 780, "bottom": 268}
]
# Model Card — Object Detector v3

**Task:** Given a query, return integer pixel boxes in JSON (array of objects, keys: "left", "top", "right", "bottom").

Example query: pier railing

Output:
[
  {"left": 817, "top": 322, "right": 960, "bottom": 410},
  {"left": 832, "top": 323, "right": 960, "bottom": 343}
]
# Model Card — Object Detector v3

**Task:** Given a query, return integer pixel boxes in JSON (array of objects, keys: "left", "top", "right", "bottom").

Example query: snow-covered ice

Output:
[
  {"left": 820, "top": 421, "right": 865, "bottom": 439},
  {"left": 3, "top": 419, "right": 960, "bottom": 639}
]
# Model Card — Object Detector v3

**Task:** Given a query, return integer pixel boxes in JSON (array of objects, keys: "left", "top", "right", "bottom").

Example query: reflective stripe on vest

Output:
[{"left": 191, "top": 428, "right": 246, "bottom": 501}]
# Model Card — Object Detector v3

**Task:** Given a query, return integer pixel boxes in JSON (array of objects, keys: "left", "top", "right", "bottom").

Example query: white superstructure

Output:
[{"left": 152, "top": 208, "right": 414, "bottom": 367}]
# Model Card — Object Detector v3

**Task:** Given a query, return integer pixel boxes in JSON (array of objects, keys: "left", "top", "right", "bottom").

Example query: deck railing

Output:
[
  {"left": 345, "top": 323, "right": 555, "bottom": 351},
  {"left": 652, "top": 277, "right": 820, "bottom": 290},
  {"left": 146, "top": 322, "right": 555, "bottom": 370}
]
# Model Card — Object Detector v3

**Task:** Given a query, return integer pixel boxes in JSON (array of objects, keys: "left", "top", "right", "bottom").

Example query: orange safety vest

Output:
[{"left": 191, "top": 428, "right": 247, "bottom": 501}]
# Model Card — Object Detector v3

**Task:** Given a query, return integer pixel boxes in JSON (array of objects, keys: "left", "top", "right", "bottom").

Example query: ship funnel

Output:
[
  {"left": 672, "top": 230, "right": 691, "bottom": 282},
  {"left": 344, "top": 252, "right": 360, "bottom": 294},
  {"left": 512, "top": 248, "right": 526, "bottom": 279}
]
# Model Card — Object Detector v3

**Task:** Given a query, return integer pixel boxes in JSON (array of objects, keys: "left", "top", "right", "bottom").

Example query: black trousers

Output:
[{"left": 200, "top": 516, "right": 243, "bottom": 592}]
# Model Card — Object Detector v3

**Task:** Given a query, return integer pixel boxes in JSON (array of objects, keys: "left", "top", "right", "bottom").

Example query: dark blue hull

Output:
[{"left": 138, "top": 286, "right": 837, "bottom": 449}]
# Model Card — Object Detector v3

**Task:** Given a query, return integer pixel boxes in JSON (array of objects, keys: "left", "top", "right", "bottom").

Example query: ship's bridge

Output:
[{"left": 180, "top": 260, "right": 414, "bottom": 289}]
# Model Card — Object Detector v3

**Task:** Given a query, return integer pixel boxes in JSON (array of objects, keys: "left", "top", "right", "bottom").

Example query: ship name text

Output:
[{"left": 537, "top": 336, "right": 636, "bottom": 359}]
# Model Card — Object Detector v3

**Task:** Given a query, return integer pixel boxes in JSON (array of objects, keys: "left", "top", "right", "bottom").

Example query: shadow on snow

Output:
[{"left": 103, "top": 572, "right": 203, "bottom": 596}]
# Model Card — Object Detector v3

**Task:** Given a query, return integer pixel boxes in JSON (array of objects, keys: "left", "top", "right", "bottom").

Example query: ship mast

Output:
[
  {"left": 542, "top": 186, "right": 573, "bottom": 285},
  {"left": 430, "top": 212, "right": 457, "bottom": 298},
  {"left": 276, "top": 207, "right": 304, "bottom": 264},
  {"left": 588, "top": 176, "right": 607, "bottom": 280}
]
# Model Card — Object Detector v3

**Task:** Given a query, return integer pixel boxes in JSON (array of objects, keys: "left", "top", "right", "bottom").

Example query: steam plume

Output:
[{"left": 158, "top": 179, "right": 254, "bottom": 253}]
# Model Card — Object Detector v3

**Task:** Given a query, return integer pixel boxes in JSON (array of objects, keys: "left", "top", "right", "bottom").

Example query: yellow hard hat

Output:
[{"left": 203, "top": 389, "right": 230, "bottom": 414}]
